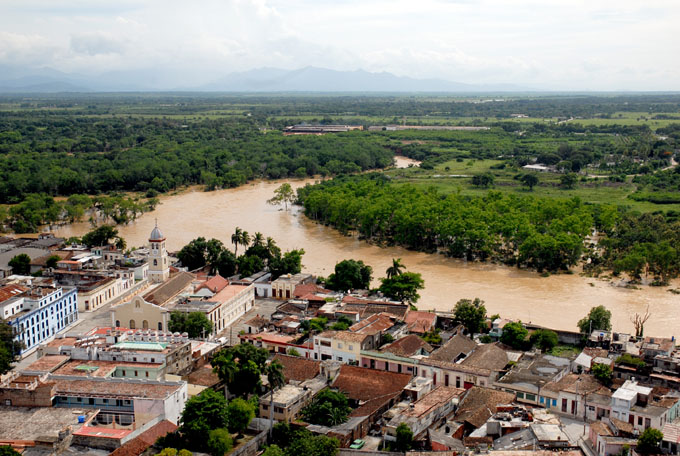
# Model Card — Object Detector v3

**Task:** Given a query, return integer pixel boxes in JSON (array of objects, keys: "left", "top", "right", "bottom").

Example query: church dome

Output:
[{"left": 149, "top": 224, "right": 164, "bottom": 241}]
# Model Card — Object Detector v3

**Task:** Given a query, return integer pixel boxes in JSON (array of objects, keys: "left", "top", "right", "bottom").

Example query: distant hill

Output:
[{"left": 0, "top": 65, "right": 527, "bottom": 93}]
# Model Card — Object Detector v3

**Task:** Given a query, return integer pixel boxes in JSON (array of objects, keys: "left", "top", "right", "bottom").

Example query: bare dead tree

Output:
[{"left": 631, "top": 305, "right": 651, "bottom": 339}]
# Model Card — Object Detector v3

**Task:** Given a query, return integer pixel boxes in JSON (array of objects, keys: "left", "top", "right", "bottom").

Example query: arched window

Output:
[
  {"left": 129, "top": 320, "right": 136, "bottom": 329},
  {"left": 115, "top": 320, "right": 120, "bottom": 327},
  {"left": 142, "top": 320, "right": 149, "bottom": 329},
  {"left": 153, "top": 259, "right": 158, "bottom": 266},
  {"left": 158, "top": 322, "right": 163, "bottom": 330}
]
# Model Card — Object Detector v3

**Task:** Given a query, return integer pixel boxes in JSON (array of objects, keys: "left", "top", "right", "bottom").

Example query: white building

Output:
[{"left": 148, "top": 223, "right": 170, "bottom": 283}]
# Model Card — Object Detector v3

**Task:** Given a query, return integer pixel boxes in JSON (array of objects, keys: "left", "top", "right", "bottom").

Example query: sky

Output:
[{"left": 0, "top": 0, "right": 678, "bottom": 90}]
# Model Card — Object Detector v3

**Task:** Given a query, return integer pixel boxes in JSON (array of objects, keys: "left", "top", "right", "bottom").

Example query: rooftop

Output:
[
  {"left": 332, "top": 364, "right": 411, "bottom": 402},
  {"left": 274, "top": 354, "right": 322, "bottom": 382},
  {"left": 52, "top": 377, "right": 183, "bottom": 399},
  {"left": 349, "top": 312, "right": 395, "bottom": 335},
  {"left": 454, "top": 387, "right": 516, "bottom": 429},
  {"left": 0, "top": 406, "right": 95, "bottom": 442},
  {"left": 404, "top": 311, "right": 437, "bottom": 334},
  {"left": 382, "top": 334, "right": 433, "bottom": 357},
  {"left": 23, "top": 355, "right": 70, "bottom": 373},
  {"left": 143, "top": 271, "right": 195, "bottom": 306},
  {"left": 430, "top": 333, "right": 476, "bottom": 362},
  {"left": 194, "top": 274, "right": 229, "bottom": 294},
  {"left": 461, "top": 343, "right": 508, "bottom": 371},
  {"left": 496, "top": 353, "right": 571, "bottom": 391},
  {"left": 396, "top": 386, "right": 465, "bottom": 419}
]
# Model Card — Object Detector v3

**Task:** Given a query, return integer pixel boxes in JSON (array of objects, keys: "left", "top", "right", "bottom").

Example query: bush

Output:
[
  {"left": 207, "top": 428, "right": 233, "bottom": 456},
  {"left": 529, "top": 329, "right": 559, "bottom": 351},
  {"left": 500, "top": 322, "right": 528, "bottom": 349}
]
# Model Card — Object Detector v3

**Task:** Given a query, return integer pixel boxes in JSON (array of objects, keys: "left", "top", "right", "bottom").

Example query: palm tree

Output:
[
  {"left": 231, "top": 227, "right": 243, "bottom": 255},
  {"left": 386, "top": 258, "right": 404, "bottom": 279},
  {"left": 212, "top": 350, "right": 238, "bottom": 401},
  {"left": 252, "top": 232, "right": 265, "bottom": 248},
  {"left": 240, "top": 230, "right": 251, "bottom": 250},
  {"left": 266, "top": 360, "right": 285, "bottom": 437}
]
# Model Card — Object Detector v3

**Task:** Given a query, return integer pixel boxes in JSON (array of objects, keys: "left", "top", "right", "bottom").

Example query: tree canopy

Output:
[
  {"left": 577, "top": 305, "right": 612, "bottom": 334},
  {"left": 301, "top": 388, "right": 352, "bottom": 427},
  {"left": 452, "top": 298, "right": 487, "bottom": 334},
  {"left": 500, "top": 322, "right": 528, "bottom": 350},
  {"left": 268, "top": 183, "right": 297, "bottom": 211},
  {"left": 169, "top": 312, "right": 213, "bottom": 339},
  {"left": 325, "top": 259, "right": 373, "bottom": 291},
  {"left": 379, "top": 271, "right": 425, "bottom": 304}
]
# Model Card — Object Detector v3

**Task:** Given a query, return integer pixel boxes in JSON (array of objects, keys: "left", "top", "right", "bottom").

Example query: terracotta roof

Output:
[
  {"left": 187, "top": 365, "right": 221, "bottom": 387},
  {"left": 245, "top": 315, "right": 269, "bottom": 328},
  {"left": 0, "top": 284, "right": 27, "bottom": 303},
  {"left": 461, "top": 343, "right": 508, "bottom": 371},
  {"left": 404, "top": 311, "right": 437, "bottom": 334},
  {"left": 109, "top": 420, "right": 177, "bottom": 456},
  {"left": 273, "top": 354, "right": 321, "bottom": 382},
  {"left": 454, "top": 386, "right": 516, "bottom": 428},
  {"left": 30, "top": 251, "right": 73, "bottom": 267},
  {"left": 52, "top": 378, "right": 181, "bottom": 399},
  {"left": 195, "top": 274, "right": 229, "bottom": 294},
  {"left": 333, "top": 331, "right": 369, "bottom": 343},
  {"left": 143, "top": 271, "right": 195, "bottom": 306},
  {"left": 294, "top": 283, "right": 331, "bottom": 298},
  {"left": 430, "top": 334, "right": 476, "bottom": 362},
  {"left": 662, "top": 423, "right": 680, "bottom": 444},
  {"left": 610, "top": 417, "right": 634, "bottom": 435},
  {"left": 343, "top": 302, "right": 409, "bottom": 319},
  {"left": 382, "top": 334, "right": 433, "bottom": 357},
  {"left": 349, "top": 313, "right": 395, "bottom": 335},
  {"left": 24, "top": 355, "right": 70, "bottom": 373},
  {"left": 591, "top": 421, "right": 614, "bottom": 437},
  {"left": 332, "top": 364, "right": 411, "bottom": 402}
]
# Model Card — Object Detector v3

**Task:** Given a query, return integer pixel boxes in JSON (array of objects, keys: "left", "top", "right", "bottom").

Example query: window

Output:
[
  {"left": 349, "top": 345, "right": 354, "bottom": 351},
  {"left": 540, "top": 397, "right": 545, "bottom": 404},
  {"left": 338, "top": 343, "right": 343, "bottom": 349}
]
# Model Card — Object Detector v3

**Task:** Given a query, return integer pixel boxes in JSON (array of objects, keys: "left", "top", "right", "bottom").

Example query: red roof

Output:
[
  {"left": 404, "top": 311, "right": 437, "bottom": 334},
  {"left": 195, "top": 274, "right": 229, "bottom": 294},
  {"left": 332, "top": 364, "right": 411, "bottom": 402},
  {"left": 274, "top": 354, "right": 322, "bottom": 382},
  {"left": 349, "top": 313, "right": 395, "bottom": 335},
  {"left": 0, "top": 285, "right": 27, "bottom": 303},
  {"left": 109, "top": 420, "right": 177, "bottom": 456},
  {"left": 294, "top": 283, "right": 331, "bottom": 298}
]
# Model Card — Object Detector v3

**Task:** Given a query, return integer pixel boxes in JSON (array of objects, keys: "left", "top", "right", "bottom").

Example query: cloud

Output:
[{"left": 70, "top": 33, "right": 126, "bottom": 56}]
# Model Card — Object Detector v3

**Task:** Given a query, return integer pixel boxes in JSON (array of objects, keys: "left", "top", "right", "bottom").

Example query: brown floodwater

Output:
[{"left": 54, "top": 180, "right": 679, "bottom": 336}]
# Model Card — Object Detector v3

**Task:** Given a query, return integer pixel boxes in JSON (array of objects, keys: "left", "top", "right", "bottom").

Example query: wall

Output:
[
  {"left": 0, "top": 382, "right": 55, "bottom": 407},
  {"left": 111, "top": 296, "right": 168, "bottom": 331}
]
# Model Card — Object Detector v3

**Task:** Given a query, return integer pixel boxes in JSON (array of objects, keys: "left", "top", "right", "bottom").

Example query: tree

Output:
[
  {"left": 45, "top": 255, "right": 61, "bottom": 269},
  {"left": 331, "top": 315, "right": 353, "bottom": 331},
  {"left": 261, "top": 445, "right": 285, "bottom": 456},
  {"left": 251, "top": 232, "right": 265, "bottom": 247},
  {"left": 592, "top": 363, "right": 612, "bottom": 385},
  {"left": 231, "top": 227, "right": 244, "bottom": 255},
  {"left": 212, "top": 350, "right": 237, "bottom": 400},
  {"left": 269, "top": 249, "right": 305, "bottom": 279},
  {"left": 530, "top": 329, "right": 559, "bottom": 351},
  {"left": 169, "top": 312, "right": 213, "bottom": 339},
  {"left": 177, "top": 237, "right": 208, "bottom": 271},
  {"left": 180, "top": 389, "right": 228, "bottom": 451},
  {"left": 630, "top": 305, "right": 651, "bottom": 339},
  {"left": 452, "top": 298, "right": 487, "bottom": 334},
  {"left": 0, "top": 318, "right": 24, "bottom": 373},
  {"left": 207, "top": 428, "right": 233, "bottom": 456},
  {"left": 266, "top": 360, "right": 286, "bottom": 438},
  {"left": 287, "top": 348, "right": 301, "bottom": 356},
  {"left": 267, "top": 183, "right": 296, "bottom": 211},
  {"left": 226, "top": 398, "right": 255, "bottom": 436},
  {"left": 577, "top": 305, "right": 612, "bottom": 335},
  {"left": 212, "top": 343, "right": 269, "bottom": 398},
  {"left": 81, "top": 225, "right": 121, "bottom": 247},
  {"left": 379, "top": 271, "right": 425, "bottom": 304},
  {"left": 0, "top": 445, "right": 21, "bottom": 456},
  {"left": 301, "top": 388, "right": 351, "bottom": 426},
  {"left": 422, "top": 328, "right": 442, "bottom": 345},
  {"left": 521, "top": 173, "right": 539, "bottom": 190},
  {"left": 325, "top": 259, "right": 372, "bottom": 291},
  {"left": 386, "top": 258, "right": 404, "bottom": 279},
  {"left": 287, "top": 429, "right": 339, "bottom": 456},
  {"left": 500, "top": 322, "right": 528, "bottom": 349},
  {"left": 8, "top": 254, "right": 30, "bottom": 275},
  {"left": 560, "top": 173, "right": 578, "bottom": 189},
  {"left": 637, "top": 428, "right": 663, "bottom": 454},
  {"left": 472, "top": 173, "right": 495, "bottom": 188},
  {"left": 395, "top": 423, "right": 414, "bottom": 452}
]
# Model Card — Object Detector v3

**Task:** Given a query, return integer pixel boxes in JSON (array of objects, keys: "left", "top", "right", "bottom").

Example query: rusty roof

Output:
[
  {"left": 294, "top": 283, "right": 331, "bottom": 298},
  {"left": 187, "top": 365, "right": 221, "bottom": 387},
  {"left": 273, "top": 354, "right": 321, "bottom": 382},
  {"left": 332, "top": 364, "right": 411, "bottom": 402},
  {"left": 24, "top": 355, "right": 70, "bottom": 373},
  {"left": 0, "top": 284, "right": 27, "bottom": 303}
]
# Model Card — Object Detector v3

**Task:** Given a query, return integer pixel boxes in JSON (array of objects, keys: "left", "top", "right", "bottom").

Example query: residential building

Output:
[
  {"left": 312, "top": 330, "right": 370, "bottom": 363},
  {"left": 404, "top": 310, "right": 437, "bottom": 335},
  {"left": 1, "top": 279, "right": 78, "bottom": 356},
  {"left": 384, "top": 386, "right": 465, "bottom": 438},
  {"left": 495, "top": 353, "right": 571, "bottom": 406},
  {"left": 349, "top": 312, "right": 398, "bottom": 349},
  {"left": 271, "top": 273, "right": 313, "bottom": 300}
]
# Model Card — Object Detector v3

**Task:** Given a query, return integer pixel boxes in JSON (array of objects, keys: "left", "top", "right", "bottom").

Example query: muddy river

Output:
[{"left": 54, "top": 179, "right": 678, "bottom": 336}]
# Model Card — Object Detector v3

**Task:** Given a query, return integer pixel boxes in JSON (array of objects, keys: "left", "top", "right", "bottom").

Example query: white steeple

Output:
[{"left": 148, "top": 219, "right": 169, "bottom": 283}]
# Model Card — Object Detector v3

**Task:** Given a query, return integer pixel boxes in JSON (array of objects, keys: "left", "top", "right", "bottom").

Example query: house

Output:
[
  {"left": 661, "top": 423, "right": 680, "bottom": 455},
  {"left": 360, "top": 335, "right": 432, "bottom": 376},
  {"left": 384, "top": 386, "right": 465, "bottom": 439},
  {"left": 541, "top": 373, "right": 607, "bottom": 419},
  {"left": 453, "top": 386, "right": 516, "bottom": 436},
  {"left": 142, "top": 271, "right": 195, "bottom": 307},
  {"left": 1, "top": 278, "right": 78, "bottom": 356},
  {"left": 273, "top": 354, "right": 322, "bottom": 383},
  {"left": 312, "top": 330, "right": 370, "bottom": 363},
  {"left": 610, "top": 380, "right": 679, "bottom": 431},
  {"left": 271, "top": 273, "right": 313, "bottom": 300},
  {"left": 259, "top": 374, "right": 326, "bottom": 423},
  {"left": 0, "top": 247, "right": 50, "bottom": 278},
  {"left": 641, "top": 337, "right": 675, "bottom": 360},
  {"left": 589, "top": 420, "right": 637, "bottom": 456},
  {"left": 495, "top": 353, "right": 571, "bottom": 406},
  {"left": 349, "top": 312, "right": 398, "bottom": 350},
  {"left": 404, "top": 311, "right": 437, "bottom": 335}
]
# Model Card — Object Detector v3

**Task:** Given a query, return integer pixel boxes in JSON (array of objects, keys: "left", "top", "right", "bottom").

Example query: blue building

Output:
[{"left": 0, "top": 279, "right": 78, "bottom": 355}]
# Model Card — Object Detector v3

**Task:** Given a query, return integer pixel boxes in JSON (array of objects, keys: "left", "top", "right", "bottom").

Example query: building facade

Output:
[{"left": 148, "top": 223, "right": 170, "bottom": 284}]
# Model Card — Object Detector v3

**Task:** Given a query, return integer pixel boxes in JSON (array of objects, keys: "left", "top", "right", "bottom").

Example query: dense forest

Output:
[
  {"left": 297, "top": 174, "right": 680, "bottom": 281},
  {"left": 0, "top": 116, "right": 392, "bottom": 203}
]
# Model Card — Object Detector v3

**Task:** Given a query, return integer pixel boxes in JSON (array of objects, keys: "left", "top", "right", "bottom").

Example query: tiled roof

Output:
[
  {"left": 143, "top": 271, "right": 195, "bottom": 306},
  {"left": 195, "top": 274, "right": 229, "bottom": 294},
  {"left": 404, "top": 311, "right": 436, "bottom": 334},
  {"left": 23, "top": 355, "right": 70, "bottom": 373},
  {"left": 382, "top": 335, "right": 433, "bottom": 357},
  {"left": 245, "top": 315, "right": 269, "bottom": 328},
  {"left": 0, "top": 284, "right": 27, "bottom": 303},
  {"left": 332, "top": 364, "right": 411, "bottom": 402},
  {"left": 590, "top": 421, "right": 613, "bottom": 437},
  {"left": 187, "top": 365, "right": 221, "bottom": 387},
  {"left": 610, "top": 417, "right": 634, "bottom": 435},
  {"left": 542, "top": 373, "right": 609, "bottom": 395},
  {"left": 333, "top": 331, "right": 369, "bottom": 343},
  {"left": 273, "top": 354, "right": 321, "bottom": 382},
  {"left": 430, "top": 334, "right": 476, "bottom": 362},
  {"left": 52, "top": 378, "right": 181, "bottom": 399},
  {"left": 662, "top": 423, "right": 680, "bottom": 444},
  {"left": 349, "top": 313, "right": 395, "bottom": 335},
  {"left": 109, "top": 420, "right": 178, "bottom": 456},
  {"left": 454, "top": 386, "right": 516, "bottom": 428},
  {"left": 461, "top": 343, "right": 508, "bottom": 371},
  {"left": 294, "top": 283, "right": 331, "bottom": 298},
  {"left": 30, "top": 251, "right": 73, "bottom": 267}
]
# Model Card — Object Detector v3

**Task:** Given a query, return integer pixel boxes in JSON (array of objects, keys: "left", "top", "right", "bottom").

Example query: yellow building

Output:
[{"left": 111, "top": 295, "right": 170, "bottom": 331}]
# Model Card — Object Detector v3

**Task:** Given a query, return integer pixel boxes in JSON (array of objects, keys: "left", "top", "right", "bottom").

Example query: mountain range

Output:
[{"left": 0, "top": 65, "right": 527, "bottom": 93}]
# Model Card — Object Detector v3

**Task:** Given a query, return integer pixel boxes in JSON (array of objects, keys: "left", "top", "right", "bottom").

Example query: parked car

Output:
[{"left": 349, "top": 439, "right": 365, "bottom": 449}]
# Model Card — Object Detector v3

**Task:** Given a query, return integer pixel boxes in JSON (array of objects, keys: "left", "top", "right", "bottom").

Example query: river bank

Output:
[{"left": 53, "top": 179, "right": 679, "bottom": 336}]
